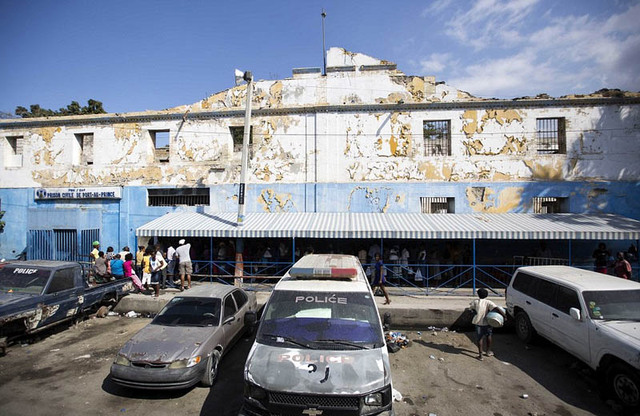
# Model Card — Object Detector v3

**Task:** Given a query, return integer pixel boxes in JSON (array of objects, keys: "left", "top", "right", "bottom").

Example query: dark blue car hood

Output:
[{"left": 0, "top": 291, "right": 38, "bottom": 312}]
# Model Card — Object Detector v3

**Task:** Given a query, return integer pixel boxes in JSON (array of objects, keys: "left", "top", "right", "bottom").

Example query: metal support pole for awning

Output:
[{"left": 472, "top": 239, "right": 477, "bottom": 295}]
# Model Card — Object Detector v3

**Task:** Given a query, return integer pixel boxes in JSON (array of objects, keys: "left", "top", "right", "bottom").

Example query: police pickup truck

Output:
[{"left": 0, "top": 260, "right": 131, "bottom": 354}]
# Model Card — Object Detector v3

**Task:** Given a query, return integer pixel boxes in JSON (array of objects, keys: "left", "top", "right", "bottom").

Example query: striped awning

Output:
[{"left": 136, "top": 212, "right": 640, "bottom": 240}]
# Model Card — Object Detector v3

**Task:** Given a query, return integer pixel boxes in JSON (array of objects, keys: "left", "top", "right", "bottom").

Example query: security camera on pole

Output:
[{"left": 235, "top": 69, "right": 253, "bottom": 286}]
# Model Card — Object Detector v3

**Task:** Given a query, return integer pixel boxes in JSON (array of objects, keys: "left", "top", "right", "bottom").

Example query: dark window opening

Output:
[
  {"left": 420, "top": 197, "right": 455, "bottom": 214},
  {"left": 230, "top": 126, "right": 254, "bottom": 154},
  {"left": 148, "top": 188, "right": 210, "bottom": 206},
  {"left": 75, "top": 133, "right": 94, "bottom": 165},
  {"left": 423, "top": 120, "right": 451, "bottom": 156},
  {"left": 533, "top": 197, "right": 568, "bottom": 213},
  {"left": 151, "top": 130, "right": 170, "bottom": 162}
]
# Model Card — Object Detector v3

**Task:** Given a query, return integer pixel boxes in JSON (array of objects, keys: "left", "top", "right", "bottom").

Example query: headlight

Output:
[
  {"left": 244, "top": 382, "right": 267, "bottom": 400},
  {"left": 364, "top": 392, "right": 383, "bottom": 406},
  {"left": 168, "top": 356, "right": 201, "bottom": 369},
  {"left": 114, "top": 355, "right": 131, "bottom": 366}
]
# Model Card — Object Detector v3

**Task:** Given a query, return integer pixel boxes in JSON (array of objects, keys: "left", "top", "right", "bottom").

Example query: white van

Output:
[
  {"left": 241, "top": 254, "right": 394, "bottom": 416},
  {"left": 506, "top": 266, "right": 640, "bottom": 409}
]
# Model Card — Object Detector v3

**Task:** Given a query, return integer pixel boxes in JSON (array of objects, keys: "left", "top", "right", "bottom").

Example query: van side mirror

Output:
[{"left": 569, "top": 307, "right": 581, "bottom": 321}]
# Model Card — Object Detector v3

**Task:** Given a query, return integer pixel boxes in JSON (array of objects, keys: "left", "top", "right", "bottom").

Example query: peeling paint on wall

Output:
[
  {"left": 466, "top": 186, "right": 523, "bottom": 213},
  {"left": 259, "top": 189, "right": 295, "bottom": 212},
  {"left": 347, "top": 186, "right": 399, "bottom": 213},
  {"left": 523, "top": 159, "right": 564, "bottom": 180}
]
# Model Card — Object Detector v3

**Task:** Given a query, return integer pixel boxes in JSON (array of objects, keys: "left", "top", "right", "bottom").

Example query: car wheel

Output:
[
  {"left": 606, "top": 362, "right": 640, "bottom": 409},
  {"left": 201, "top": 350, "right": 221, "bottom": 387},
  {"left": 515, "top": 311, "right": 536, "bottom": 343}
]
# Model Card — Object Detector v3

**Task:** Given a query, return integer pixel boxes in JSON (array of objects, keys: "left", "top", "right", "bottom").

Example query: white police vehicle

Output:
[{"left": 241, "top": 254, "right": 394, "bottom": 416}]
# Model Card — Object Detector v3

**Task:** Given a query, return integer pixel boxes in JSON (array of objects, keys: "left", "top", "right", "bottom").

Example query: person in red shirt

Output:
[{"left": 613, "top": 252, "right": 632, "bottom": 279}]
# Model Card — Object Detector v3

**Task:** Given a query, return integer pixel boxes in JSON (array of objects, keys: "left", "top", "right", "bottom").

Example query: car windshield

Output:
[
  {"left": 257, "top": 290, "right": 384, "bottom": 349},
  {"left": 0, "top": 266, "right": 50, "bottom": 294},
  {"left": 583, "top": 289, "right": 640, "bottom": 321},
  {"left": 152, "top": 297, "right": 221, "bottom": 327}
]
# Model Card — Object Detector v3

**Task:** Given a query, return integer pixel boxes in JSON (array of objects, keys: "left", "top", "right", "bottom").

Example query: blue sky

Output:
[{"left": 1, "top": 0, "right": 639, "bottom": 115}]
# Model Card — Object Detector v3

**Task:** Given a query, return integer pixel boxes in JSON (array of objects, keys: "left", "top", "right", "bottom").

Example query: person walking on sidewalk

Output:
[
  {"left": 470, "top": 288, "right": 506, "bottom": 361},
  {"left": 372, "top": 253, "right": 391, "bottom": 305},
  {"left": 175, "top": 239, "right": 192, "bottom": 291}
]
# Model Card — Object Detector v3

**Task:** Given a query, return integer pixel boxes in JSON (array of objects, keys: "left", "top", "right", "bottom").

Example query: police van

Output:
[{"left": 241, "top": 254, "right": 394, "bottom": 416}]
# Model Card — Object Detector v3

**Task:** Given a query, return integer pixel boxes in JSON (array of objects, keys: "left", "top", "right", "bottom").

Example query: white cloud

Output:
[
  {"left": 419, "top": 53, "right": 453, "bottom": 73},
  {"left": 443, "top": 0, "right": 539, "bottom": 50},
  {"left": 433, "top": 1, "right": 640, "bottom": 97}
]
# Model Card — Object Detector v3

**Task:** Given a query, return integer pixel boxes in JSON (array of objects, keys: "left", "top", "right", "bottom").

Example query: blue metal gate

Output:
[{"left": 28, "top": 228, "right": 99, "bottom": 261}]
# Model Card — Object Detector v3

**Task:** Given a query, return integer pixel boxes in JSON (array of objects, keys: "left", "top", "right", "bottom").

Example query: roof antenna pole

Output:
[{"left": 321, "top": 9, "right": 327, "bottom": 76}]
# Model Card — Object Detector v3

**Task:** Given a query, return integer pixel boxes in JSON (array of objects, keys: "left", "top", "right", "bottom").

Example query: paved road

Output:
[{"left": 0, "top": 316, "right": 628, "bottom": 416}]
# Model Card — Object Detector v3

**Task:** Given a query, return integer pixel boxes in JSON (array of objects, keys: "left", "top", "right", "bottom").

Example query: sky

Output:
[{"left": 1, "top": 0, "right": 639, "bottom": 116}]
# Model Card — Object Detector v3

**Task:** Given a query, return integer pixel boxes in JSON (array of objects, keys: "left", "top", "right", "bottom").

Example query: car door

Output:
[
  {"left": 528, "top": 278, "right": 557, "bottom": 338},
  {"left": 221, "top": 293, "right": 243, "bottom": 346},
  {"left": 548, "top": 285, "right": 591, "bottom": 363},
  {"left": 41, "top": 267, "right": 81, "bottom": 327}
]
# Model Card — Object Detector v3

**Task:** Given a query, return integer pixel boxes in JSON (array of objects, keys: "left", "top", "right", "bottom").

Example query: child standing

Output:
[
  {"left": 141, "top": 247, "right": 153, "bottom": 291},
  {"left": 470, "top": 288, "right": 506, "bottom": 360}
]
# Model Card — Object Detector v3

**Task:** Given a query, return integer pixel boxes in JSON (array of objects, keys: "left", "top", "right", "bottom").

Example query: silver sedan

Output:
[{"left": 110, "top": 284, "right": 257, "bottom": 389}]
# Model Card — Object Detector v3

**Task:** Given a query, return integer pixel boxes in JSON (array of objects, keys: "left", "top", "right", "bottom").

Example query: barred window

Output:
[
  {"left": 533, "top": 197, "right": 567, "bottom": 213},
  {"left": 423, "top": 120, "right": 451, "bottom": 156},
  {"left": 420, "top": 197, "right": 455, "bottom": 214},
  {"left": 536, "top": 118, "right": 566, "bottom": 154},
  {"left": 151, "top": 130, "right": 170, "bottom": 163},
  {"left": 148, "top": 188, "right": 210, "bottom": 206}
]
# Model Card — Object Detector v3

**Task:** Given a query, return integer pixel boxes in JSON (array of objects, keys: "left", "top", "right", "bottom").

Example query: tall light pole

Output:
[{"left": 236, "top": 70, "right": 253, "bottom": 227}]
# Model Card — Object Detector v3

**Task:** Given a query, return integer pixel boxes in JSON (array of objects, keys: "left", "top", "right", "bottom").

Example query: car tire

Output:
[
  {"left": 606, "top": 362, "right": 640, "bottom": 409},
  {"left": 201, "top": 350, "right": 221, "bottom": 387},
  {"left": 515, "top": 311, "right": 536, "bottom": 343}
]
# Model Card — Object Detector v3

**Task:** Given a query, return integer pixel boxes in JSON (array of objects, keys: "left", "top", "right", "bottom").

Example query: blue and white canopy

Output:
[{"left": 136, "top": 212, "right": 640, "bottom": 240}]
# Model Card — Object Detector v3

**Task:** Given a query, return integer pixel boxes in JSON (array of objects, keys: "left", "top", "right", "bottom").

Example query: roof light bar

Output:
[{"left": 289, "top": 267, "right": 358, "bottom": 279}]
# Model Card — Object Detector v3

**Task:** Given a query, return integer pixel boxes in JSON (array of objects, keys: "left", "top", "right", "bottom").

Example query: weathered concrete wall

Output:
[{"left": 2, "top": 104, "right": 639, "bottom": 189}]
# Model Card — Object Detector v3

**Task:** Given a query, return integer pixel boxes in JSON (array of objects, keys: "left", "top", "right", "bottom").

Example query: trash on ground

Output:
[
  {"left": 74, "top": 354, "right": 91, "bottom": 360},
  {"left": 125, "top": 311, "right": 138, "bottom": 318},
  {"left": 392, "top": 388, "right": 403, "bottom": 402},
  {"left": 50, "top": 349, "right": 60, "bottom": 352},
  {"left": 521, "top": 393, "right": 529, "bottom": 399},
  {"left": 107, "top": 311, "right": 119, "bottom": 316},
  {"left": 429, "top": 355, "right": 436, "bottom": 360},
  {"left": 386, "top": 331, "right": 409, "bottom": 352}
]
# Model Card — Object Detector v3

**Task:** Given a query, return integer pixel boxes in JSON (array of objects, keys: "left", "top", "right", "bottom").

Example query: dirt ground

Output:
[{"left": 0, "top": 316, "right": 632, "bottom": 416}]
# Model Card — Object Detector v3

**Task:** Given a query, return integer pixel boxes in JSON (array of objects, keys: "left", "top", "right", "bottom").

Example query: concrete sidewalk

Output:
[{"left": 113, "top": 282, "right": 506, "bottom": 328}]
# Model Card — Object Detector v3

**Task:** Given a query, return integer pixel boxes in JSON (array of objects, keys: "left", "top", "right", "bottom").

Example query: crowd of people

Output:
[
  {"left": 592, "top": 242, "right": 637, "bottom": 279},
  {"left": 89, "top": 239, "right": 194, "bottom": 297}
]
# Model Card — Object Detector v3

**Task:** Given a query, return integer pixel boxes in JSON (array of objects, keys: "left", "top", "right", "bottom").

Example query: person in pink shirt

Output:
[{"left": 124, "top": 253, "right": 144, "bottom": 292}]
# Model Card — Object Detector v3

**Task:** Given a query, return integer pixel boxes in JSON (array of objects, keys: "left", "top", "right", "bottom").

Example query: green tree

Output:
[{"left": 15, "top": 99, "right": 106, "bottom": 118}]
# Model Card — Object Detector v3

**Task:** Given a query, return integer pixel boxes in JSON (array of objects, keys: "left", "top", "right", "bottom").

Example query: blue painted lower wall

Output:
[{"left": 1, "top": 181, "right": 639, "bottom": 260}]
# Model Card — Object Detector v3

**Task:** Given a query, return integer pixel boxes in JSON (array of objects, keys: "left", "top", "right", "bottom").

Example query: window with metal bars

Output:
[
  {"left": 151, "top": 130, "right": 170, "bottom": 162},
  {"left": 148, "top": 188, "right": 210, "bottom": 206},
  {"left": 536, "top": 118, "right": 566, "bottom": 154},
  {"left": 533, "top": 197, "right": 567, "bottom": 213},
  {"left": 420, "top": 197, "right": 455, "bottom": 213},
  {"left": 423, "top": 120, "right": 451, "bottom": 156}
]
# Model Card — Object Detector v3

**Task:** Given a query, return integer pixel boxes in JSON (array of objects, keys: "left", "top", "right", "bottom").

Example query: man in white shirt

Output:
[{"left": 175, "top": 239, "right": 192, "bottom": 291}]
